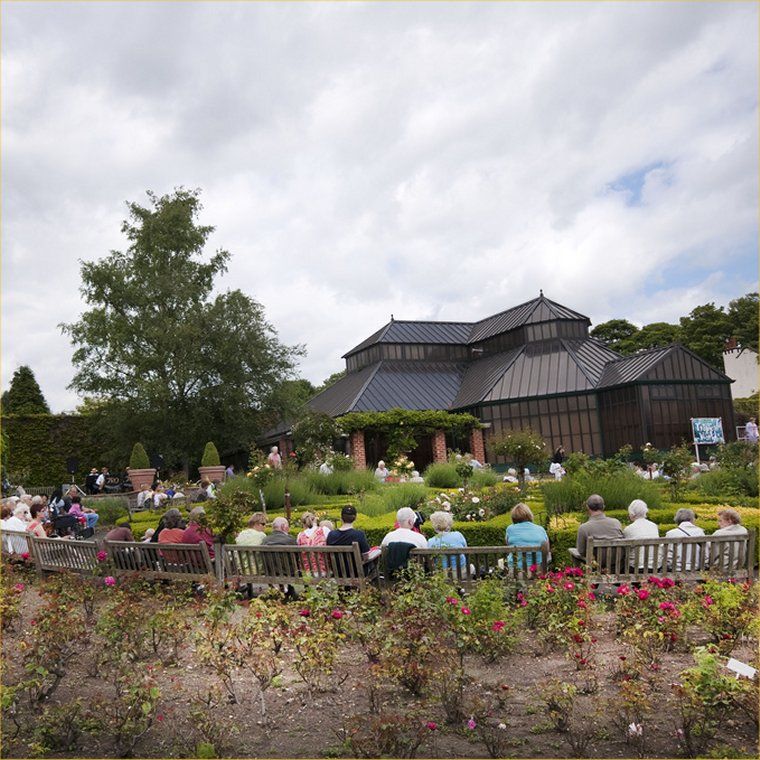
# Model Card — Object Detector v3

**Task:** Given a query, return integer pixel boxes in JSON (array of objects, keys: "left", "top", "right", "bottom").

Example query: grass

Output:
[
  {"left": 424, "top": 462, "right": 460, "bottom": 488},
  {"left": 301, "top": 469, "right": 379, "bottom": 495}
]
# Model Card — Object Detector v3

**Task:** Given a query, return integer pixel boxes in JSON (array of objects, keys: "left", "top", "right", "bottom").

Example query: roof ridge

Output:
[
  {"left": 560, "top": 339, "right": 597, "bottom": 387},
  {"left": 603, "top": 344, "right": 673, "bottom": 364},
  {"left": 346, "top": 361, "right": 383, "bottom": 412}
]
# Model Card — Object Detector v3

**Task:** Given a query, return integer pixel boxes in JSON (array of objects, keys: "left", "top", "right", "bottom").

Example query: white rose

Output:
[
  {"left": 497, "top": 723, "right": 507, "bottom": 731},
  {"left": 443, "top": 501, "right": 451, "bottom": 509},
  {"left": 478, "top": 508, "right": 485, "bottom": 517},
  {"left": 471, "top": 496, "right": 480, "bottom": 504}
]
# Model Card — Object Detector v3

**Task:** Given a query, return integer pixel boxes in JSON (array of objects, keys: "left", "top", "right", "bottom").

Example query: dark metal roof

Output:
[
  {"left": 597, "top": 344, "right": 733, "bottom": 387},
  {"left": 307, "top": 363, "right": 381, "bottom": 417},
  {"left": 353, "top": 361, "right": 466, "bottom": 411},
  {"left": 562, "top": 338, "right": 623, "bottom": 385},
  {"left": 451, "top": 347, "right": 525, "bottom": 408},
  {"left": 468, "top": 295, "right": 589, "bottom": 343},
  {"left": 343, "top": 320, "right": 472, "bottom": 357}
]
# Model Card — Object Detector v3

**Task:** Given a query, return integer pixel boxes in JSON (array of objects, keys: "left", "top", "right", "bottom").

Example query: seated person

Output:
[
  {"left": 505, "top": 502, "right": 550, "bottom": 569},
  {"left": 427, "top": 510, "right": 467, "bottom": 569},
  {"left": 297, "top": 512, "right": 329, "bottom": 575},
  {"left": 319, "top": 461, "right": 333, "bottom": 475},
  {"left": 381, "top": 507, "right": 428, "bottom": 549},
  {"left": 181, "top": 507, "right": 216, "bottom": 559},
  {"left": 327, "top": 505, "right": 380, "bottom": 575},
  {"left": 68, "top": 495, "right": 99, "bottom": 530},
  {"left": 235, "top": 513, "right": 267, "bottom": 546},
  {"left": 153, "top": 485, "right": 169, "bottom": 508},
  {"left": 570, "top": 494, "right": 623, "bottom": 562},
  {"left": 623, "top": 499, "right": 660, "bottom": 571},
  {"left": 664, "top": 509, "right": 705, "bottom": 571},
  {"left": 262, "top": 517, "right": 296, "bottom": 545},
  {"left": 157, "top": 508, "right": 188, "bottom": 562},
  {"left": 710, "top": 508, "right": 749, "bottom": 573},
  {"left": 408, "top": 470, "right": 425, "bottom": 483},
  {"left": 105, "top": 525, "right": 135, "bottom": 542},
  {"left": 2, "top": 504, "right": 30, "bottom": 553},
  {"left": 502, "top": 468, "right": 519, "bottom": 483},
  {"left": 26, "top": 502, "right": 48, "bottom": 539},
  {"left": 137, "top": 487, "right": 155, "bottom": 509},
  {"left": 374, "top": 460, "right": 389, "bottom": 482}
]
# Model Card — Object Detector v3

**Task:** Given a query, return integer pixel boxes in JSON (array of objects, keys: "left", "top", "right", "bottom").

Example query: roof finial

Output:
[
  {"left": 390, "top": 313, "right": 394, "bottom": 322},
  {"left": 539, "top": 289, "right": 543, "bottom": 297}
]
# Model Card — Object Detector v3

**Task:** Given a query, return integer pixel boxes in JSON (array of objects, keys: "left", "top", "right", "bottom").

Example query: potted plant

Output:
[
  {"left": 198, "top": 441, "right": 226, "bottom": 484},
  {"left": 127, "top": 443, "right": 156, "bottom": 492}
]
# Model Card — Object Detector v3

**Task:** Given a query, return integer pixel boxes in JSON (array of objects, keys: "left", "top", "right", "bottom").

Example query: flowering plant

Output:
[
  {"left": 389, "top": 455, "right": 415, "bottom": 479},
  {"left": 426, "top": 488, "right": 492, "bottom": 521}
]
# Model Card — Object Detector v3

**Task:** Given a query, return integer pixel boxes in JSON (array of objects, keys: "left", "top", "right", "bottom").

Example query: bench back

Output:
[
  {"left": 29, "top": 535, "right": 100, "bottom": 574},
  {"left": 1, "top": 528, "right": 33, "bottom": 558},
  {"left": 104, "top": 540, "right": 215, "bottom": 582},
  {"left": 222, "top": 544, "right": 367, "bottom": 589},
  {"left": 406, "top": 545, "right": 548, "bottom": 590},
  {"left": 586, "top": 532, "right": 756, "bottom": 582}
]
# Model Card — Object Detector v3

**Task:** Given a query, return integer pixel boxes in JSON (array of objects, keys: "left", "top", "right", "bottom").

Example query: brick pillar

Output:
[
  {"left": 349, "top": 430, "right": 366, "bottom": 470},
  {"left": 470, "top": 427, "right": 486, "bottom": 464},
  {"left": 432, "top": 429, "right": 448, "bottom": 463}
]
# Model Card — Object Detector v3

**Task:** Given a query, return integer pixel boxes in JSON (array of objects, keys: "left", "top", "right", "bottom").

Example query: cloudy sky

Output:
[{"left": 2, "top": 1, "right": 757, "bottom": 412}]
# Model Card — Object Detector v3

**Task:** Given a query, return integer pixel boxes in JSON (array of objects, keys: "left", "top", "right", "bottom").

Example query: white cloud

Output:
[{"left": 2, "top": 1, "right": 757, "bottom": 411}]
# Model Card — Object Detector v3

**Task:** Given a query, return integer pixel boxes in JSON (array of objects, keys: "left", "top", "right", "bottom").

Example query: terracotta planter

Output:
[
  {"left": 198, "top": 465, "right": 226, "bottom": 483},
  {"left": 128, "top": 468, "right": 156, "bottom": 492}
]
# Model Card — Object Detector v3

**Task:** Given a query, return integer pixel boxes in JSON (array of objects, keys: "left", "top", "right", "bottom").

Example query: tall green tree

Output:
[
  {"left": 679, "top": 303, "right": 732, "bottom": 368},
  {"left": 627, "top": 321, "right": 681, "bottom": 352},
  {"left": 61, "top": 188, "right": 303, "bottom": 472},
  {"left": 1, "top": 365, "right": 51, "bottom": 414},
  {"left": 590, "top": 319, "right": 639, "bottom": 354},
  {"left": 727, "top": 292, "right": 759, "bottom": 355}
]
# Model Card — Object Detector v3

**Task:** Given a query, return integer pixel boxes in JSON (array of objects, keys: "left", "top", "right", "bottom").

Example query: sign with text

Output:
[{"left": 691, "top": 417, "right": 725, "bottom": 445}]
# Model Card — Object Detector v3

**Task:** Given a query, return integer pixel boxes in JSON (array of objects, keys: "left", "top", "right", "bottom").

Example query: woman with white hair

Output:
[
  {"left": 374, "top": 460, "right": 389, "bottom": 482},
  {"left": 623, "top": 500, "right": 659, "bottom": 539},
  {"left": 427, "top": 510, "right": 467, "bottom": 569},
  {"left": 664, "top": 508, "right": 704, "bottom": 571}
]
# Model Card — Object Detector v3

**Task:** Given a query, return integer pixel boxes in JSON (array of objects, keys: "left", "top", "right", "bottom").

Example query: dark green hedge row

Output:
[{"left": 1, "top": 414, "right": 107, "bottom": 487}]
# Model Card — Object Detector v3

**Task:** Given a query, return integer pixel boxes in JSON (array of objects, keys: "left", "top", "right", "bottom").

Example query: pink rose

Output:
[
  {"left": 426, "top": 721, "right": 438, "bottom": 731},
  {"left": 299, "top": 609, "right": 310, "bottom": 617},
  {"left": 331, "top": 609, "right": 343, "bottom": 620},
  {"left": 461, "top": 607, "right": 471, "bottom": 615},
  {"left": 21, "top": 552, "right": 30, "bottom": 561},
  {"left": 563, "top": 581, "right": 575, "bottom": 591},
  {"left": 104, "top": 576, "right": 116, "bottom": 587},
  {"left": 97, "top": 551, "right": 108, "bottom": 562},
  {"left": 13, "top": 583, "right": 25, "bottom": 593},
  {"left": 636, "top": 589, "right": 650, "bottom": 601},
  {"left": 467, "top": 718, "right": 477, "bottom": 730}
]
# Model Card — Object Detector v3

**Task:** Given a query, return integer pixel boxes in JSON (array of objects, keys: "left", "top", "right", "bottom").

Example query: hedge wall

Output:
[{"left": 1, "top": 414, "right": 107, "bottom": 487}]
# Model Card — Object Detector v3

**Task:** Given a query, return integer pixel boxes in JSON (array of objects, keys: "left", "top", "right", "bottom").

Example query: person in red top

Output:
[{"left": 181, "top": 506, "right": 215, "bottom": 559}]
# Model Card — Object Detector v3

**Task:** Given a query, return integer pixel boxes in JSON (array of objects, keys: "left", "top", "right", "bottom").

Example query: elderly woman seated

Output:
[
  {"left": 664, "top": 508, "right": 705, "bottom": 571},
  {"left": 505, "top": 503, "right": 550, "bottom": 569},
  {"left": 623, "top": 499, "right": 660, "bottom": 570},
  {"left": 710, "top": 508, "right": 749, "bottom": 573},
  {"left": 427, "top": 510, "right": 468, "bottom": 570}
]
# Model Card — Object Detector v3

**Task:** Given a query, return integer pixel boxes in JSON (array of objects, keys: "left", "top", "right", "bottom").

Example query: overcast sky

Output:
[{"left": 2, "top": 1, "right": 757, "bottom": 412}]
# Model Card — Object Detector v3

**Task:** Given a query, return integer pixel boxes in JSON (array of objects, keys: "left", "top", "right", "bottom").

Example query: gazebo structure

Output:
[{"left": 285, "top": 294, "right": 735, "bottom": 468}]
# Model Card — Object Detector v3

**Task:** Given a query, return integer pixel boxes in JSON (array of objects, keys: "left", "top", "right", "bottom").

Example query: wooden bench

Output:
[
  {"left": 28, "top": 535, "right": 100, "bottom": 575},
  {"left": 1, "top": 528, "right": 33, "bottom": 560},
  {"left": 584, "top": 532, "right": 756, "bottom": 584},
  {"left": 222, "top": 543, "right": 372, "bottom": 590},
  {"left": 404, "top": 545, "right": 548, "bottom": 590},
  {"left": 104, "top": 540, "right": 215, "bottom": 583}
]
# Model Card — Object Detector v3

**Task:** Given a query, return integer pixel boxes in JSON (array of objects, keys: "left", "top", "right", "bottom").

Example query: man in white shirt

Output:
[
  {"left": 381, "top": 507, "right": 428, "bottom": 549},
  {"left": 95, "top": 468, "right": 107, "bottom": 492}
]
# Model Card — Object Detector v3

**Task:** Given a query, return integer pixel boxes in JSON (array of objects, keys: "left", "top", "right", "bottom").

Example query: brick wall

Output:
[
  {"left": 432, "top": 429, "right": 447, "bottom": 463},
  {"left": 470, "top": 427, "right": 486, "bottom": 464},
  {"left": 349, "top": 430, "right": 366, "bottom": 470}
]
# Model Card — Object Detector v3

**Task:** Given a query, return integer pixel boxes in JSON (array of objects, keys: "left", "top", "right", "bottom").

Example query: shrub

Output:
[
  {"left": 542, "top": 470, "right": 662, "bottom": 517},
  {"left": 489, "top": 429, "right": 547, "bottom": 486},
  {"left": 262, "top": 476, "right": 316, "bottom": 509},
  {"left": 358, "top": 493, "right": 396, "bottom": 518},
  {"left": 471, "top": 469, "right": 499, "bottom": 488},
  {"left": 424, "top": 462, "right": 460, "bottom": 488},
  {"left": 381, "top": 483, "right": 429, "bottom": 513},
  {"left": 201, "top": 442, "right": 221, "bottom": 467},
  {"left": 128, "top": 443, "right": 150, "bottom": 470},
  {"left": 302, "top": 469, "right": 378, "bottom": 495},
  {"left": 206, "top": 489, "right": 259, "bottom": 542},
  {"left": 690, "top": 467, "right": 758, "bottom": 498},
  {"left": 83, "top": 496, "right": 129, "bottom": 526}
]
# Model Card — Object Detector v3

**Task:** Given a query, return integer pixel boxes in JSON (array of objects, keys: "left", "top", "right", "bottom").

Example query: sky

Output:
[{"left": 2, "top": 1, "right": 758, "bottom": 413}]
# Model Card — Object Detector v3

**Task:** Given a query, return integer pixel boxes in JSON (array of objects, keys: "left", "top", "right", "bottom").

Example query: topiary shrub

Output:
[
  {"left": 129, "top": 443, "right": 150, "bottom": 470},
  {"left": 201, "top": 442, "right": 221, "bottom": 467}
]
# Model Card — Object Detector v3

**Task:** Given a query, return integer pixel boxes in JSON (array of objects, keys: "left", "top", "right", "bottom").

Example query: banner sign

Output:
[{"left": 691, "top": 417, "right": 725, "bottom": 445}]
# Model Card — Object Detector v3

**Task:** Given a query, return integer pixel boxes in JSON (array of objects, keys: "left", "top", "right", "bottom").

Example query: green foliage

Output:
[
  {"left": 262, "top": 475, "right": 316, "bottom": 509},
  {"left": 60, "top": 187, "right": 302, "bottom": 474},
  {"left": 359, "top": 483, "right": 429, "bottom": 518},
  {"left": 471, "top": 468, "right": 499, "bottom": 488},
  {"left": 733, "top": 392, "right": 758, "bottom": 422},
  {"left": 292, "top": 411, "right": 341, "bottom": 466},
  {"left": 542, "top": 469, "right": 662, "bottom": 518},
  {"left": 691, "top": 467, "right": 758, "bottom": 498},
  {"left": 327, "top": 451, "right": 353, "bottom": 471},
  {"left": 129, "top": 443, "right": 150, "bottom": 470},
  {"left": 715, "top": 440, "right": 758, "bottom": 470},
  {"left": 1, "top": 414, "right": 105, "bottom": 487},
  {"left": 201, "top": 442, "right": 221, "bottom": 467},
  {"left": 661, "top": 443, "right": 693, "bottom": 500},
  {"left": 337, "top": 408, "right": 480, "bottom": 434},
  {"left": 301, "top": 469, "right": 378, "bottom": 495},
  {"left": 679, "top": 302, "right": 733, "bottom": 368},
  {"left": 727, "top": 292, "right": 759, "bottom": 354},
  {"left": 206, "top": 488, "right": 259, "bottom": 542},
  {"left": 1, "top": 365, "right": 50, "bottom": 415},
  {"left": 489, "top": 429, "right": 547, "bottom": 486},
  {"left": 424, "top": 462, "right": 460, "bottom": 488},
  {"left": 82, "top": 497, "right": 129, "bottom": 527},
  {"left": 589, "top": 319, "right": 639, "bottom": 353}
]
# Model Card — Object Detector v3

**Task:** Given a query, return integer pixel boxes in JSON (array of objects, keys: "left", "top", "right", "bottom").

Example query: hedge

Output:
[{"left": 1, "top": 414, "right": 107, "bottom": 487}]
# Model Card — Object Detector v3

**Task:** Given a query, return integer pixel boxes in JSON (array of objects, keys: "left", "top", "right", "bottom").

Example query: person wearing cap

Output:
[
  {"left": 181, "top": 506, "right": 216, "bottom": 559},
  {"left": 236, "top": 513, "right": 268, "bottom": 546},
  {"left": 326, "top": 505, "right": 373, "bottom": 558}
]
